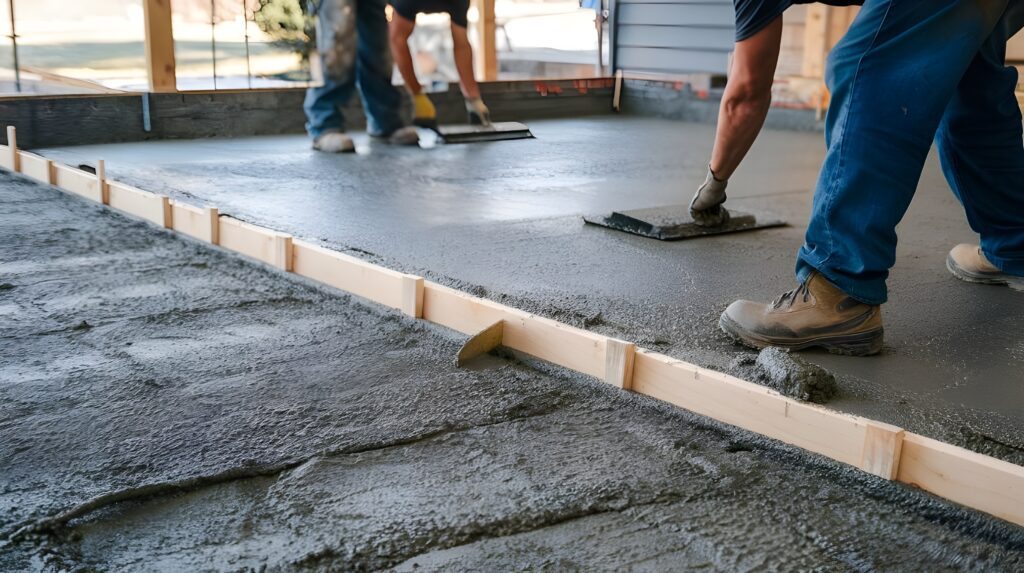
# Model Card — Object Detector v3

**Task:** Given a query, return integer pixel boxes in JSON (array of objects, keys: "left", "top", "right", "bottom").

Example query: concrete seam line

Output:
[{"left": 5, "top": 131, "right": 1022, "bottom": 528}]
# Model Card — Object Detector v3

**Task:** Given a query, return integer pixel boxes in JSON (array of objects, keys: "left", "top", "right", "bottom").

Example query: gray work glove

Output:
[
  {"left": 465, "top": 97, "right": 492, "bottom": 127},
  {"left": 689, "top": 165, "right": 730, "bottom": 227}
]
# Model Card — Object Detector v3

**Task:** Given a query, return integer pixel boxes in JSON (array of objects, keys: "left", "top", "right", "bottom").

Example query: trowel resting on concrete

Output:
[
  {"left": 429, "top": 121, "right": 534, "bottom": 144},
  {"left": 583, "top": 205, "right": 785, "bottom": 240}
]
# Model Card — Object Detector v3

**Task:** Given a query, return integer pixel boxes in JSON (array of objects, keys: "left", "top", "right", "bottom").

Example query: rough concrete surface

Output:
[
  {"left": 39, "top": 116, "right": 1024, "bottom": 465},
  {"left": 3, "top": 174, "right": 1024, "bottom": 570}
]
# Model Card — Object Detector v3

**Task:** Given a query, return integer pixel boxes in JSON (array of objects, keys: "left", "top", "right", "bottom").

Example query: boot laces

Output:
[{"left": 771, "top": 280, "right": 811, "bottom": 309}]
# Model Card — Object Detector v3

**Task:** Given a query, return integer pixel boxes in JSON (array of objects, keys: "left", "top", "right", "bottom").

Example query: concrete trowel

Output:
[
  {"left": 583, "top": 205, "right": 785, "bottom": 240},
  {"left": 415, "top": 118, "right": 534, "bottom": 144}
]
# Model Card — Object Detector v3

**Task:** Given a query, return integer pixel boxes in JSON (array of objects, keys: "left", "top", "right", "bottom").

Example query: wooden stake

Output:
[
  {"left": 860, "top": 422, "right": 905, "bottom": 481},
  {"left": 457, "top": 320, "right": 504, "bottom": 366},
  {"left": 604, "top": 338, "right": 635, "bottom": 390},
  {"left": 401, "top": 275, "right": 424, "bottom": 318},
  {"left": 95, "top": 160, "right": 108, "bottom": 204},
  {"left": 6, "top": 125, "right": 18, "bottom": 172},
  {"left": 275, "top": 234, "right": 293, "bottom": 272}
]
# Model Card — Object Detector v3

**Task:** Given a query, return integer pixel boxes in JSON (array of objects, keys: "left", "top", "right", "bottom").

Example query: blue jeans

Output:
[
  {"left": 304, "top": 0, "right": 406, "bottom": 138},
  {"left": 796, "top": 0, "right": 1024, "bottom": 304}
]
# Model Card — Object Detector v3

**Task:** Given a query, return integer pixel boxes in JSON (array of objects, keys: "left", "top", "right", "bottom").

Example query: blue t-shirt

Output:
[{"left": 734, "top": 1, "right": 862, "bottom": 42}]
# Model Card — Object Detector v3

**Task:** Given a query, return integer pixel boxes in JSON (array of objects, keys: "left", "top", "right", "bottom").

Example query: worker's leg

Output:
[
  {"left": 451, "top": 22, "right": 491, "bottom": 125},
  {"left": 303, "top": 0, "right": 358, "bottom": 139},
  {"left": 795, "top": 0, "right": 1009, "bottom": 305},
  {"left": 353, "top": 0, "right": 407, "bottom": 136},
  {"left": 936, "top": 5, "right": 1024, "bottom": 277},
  {"left": 451, "top": 23, "right": 480, "bottom": 99}
]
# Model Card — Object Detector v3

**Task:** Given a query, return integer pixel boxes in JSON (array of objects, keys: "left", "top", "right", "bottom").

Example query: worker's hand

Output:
[
  {"left": 689, "top": 165, "right": 730, "bottom": 227},
  {"left": 465, "top": 97, "right": 492, "bottom": 127},
  {"left": 413, "top": 93, "right": 437, "bottom": 124}
]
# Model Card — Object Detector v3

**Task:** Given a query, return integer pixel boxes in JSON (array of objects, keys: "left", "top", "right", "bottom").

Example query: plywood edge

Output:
[
  {"left": 897, "top": 433, "right": 1024, "bottom": 527},
  {"left": 107, "top": 180, "right": 170, "bottom": 227},
  {"left": 16, "top": 151, "right": 54, "bottom": 185}
]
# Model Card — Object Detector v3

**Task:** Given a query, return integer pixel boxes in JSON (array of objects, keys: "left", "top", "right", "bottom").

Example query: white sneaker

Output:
[{"left": 313, "top": 131, "right": 355, "bottom": 153}]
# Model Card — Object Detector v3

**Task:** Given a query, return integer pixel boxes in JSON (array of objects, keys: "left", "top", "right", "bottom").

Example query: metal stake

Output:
[
  {"left": 7, "top": 0, "right": 20, "bottom": 92},
  {"left": 211, "top": 0, "right": 218, "bottom": 89},
  {"left": 242, "top": 0, "right": 252, "bottom": 88}
]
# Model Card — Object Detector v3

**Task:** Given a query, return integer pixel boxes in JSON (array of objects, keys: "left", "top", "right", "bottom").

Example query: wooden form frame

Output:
[
  {"left": 107, "top": 180, "right": 171, "bottom": 228},
  {"left": 17, "top": 152, "right": 53, "bottom": 185},
  {"left": 2, "top": 141, "right": 1022, "bottom": 528}
]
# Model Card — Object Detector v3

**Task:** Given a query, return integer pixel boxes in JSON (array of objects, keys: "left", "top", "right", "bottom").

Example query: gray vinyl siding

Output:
[{"left": 613, "top": 0, "right": 736, "bottom": 74}]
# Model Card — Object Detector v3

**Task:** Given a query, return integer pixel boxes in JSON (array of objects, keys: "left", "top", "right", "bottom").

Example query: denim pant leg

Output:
[
  {"left": 354, "top": 0, "right": 407, "bottom": 136},
  {"left": 795, "top": 0, "right": 1011, "bottom": 304},
  {"left": 935, "top": 5, "right": 1024, "bottom": 275},
  {"left": 304, "top": 0, "right": 358, "bottom": 139}
]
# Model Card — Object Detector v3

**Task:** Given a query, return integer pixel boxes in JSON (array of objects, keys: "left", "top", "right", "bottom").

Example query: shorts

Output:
[{"left": 390, "top": 0, "right": 470, "bottom": 28}]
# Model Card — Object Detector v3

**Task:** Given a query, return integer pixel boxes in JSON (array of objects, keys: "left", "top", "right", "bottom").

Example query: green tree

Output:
[{"left": 254, "top": 0, "right": 316, "bottom": 65}]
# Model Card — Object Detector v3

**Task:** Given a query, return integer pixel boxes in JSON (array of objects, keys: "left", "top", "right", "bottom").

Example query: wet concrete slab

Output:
[
  {"left": 38, "top": 116, "right": 1024, "bottom": 463},
  {"left": 3, "top": 173, "right": 1024, "bottom": 570}
]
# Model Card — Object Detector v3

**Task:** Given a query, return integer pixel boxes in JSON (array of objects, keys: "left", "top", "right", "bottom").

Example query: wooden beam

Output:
[
  {"left": 171, "top": 201, "right": 218, "bottom": 243},
  {"left": 53, "top": 164, "right": 103, "bottom": 203},
  {"left": 423, "top": 282, "right": 609, "bottom": 379},
  {"left": 292, "top": 239, "right": 422, "bottom": 315},
  {"left": 219, "top": 216, "right": 294, "bottom": 271},
  {"left": 473, "top": 0, "right": 498, "bottom": 81},
  {"left": 17, "top": 152, "right": 54, "bottom": 185},
  {"left": 107, "top": 180, "right": 171, "bottom": 227},
  {"left": 143, "top": 0, "right": 177, "bottom": 93},
  {"left": 898, "top": 433, "right": 1024, "bottom": 527}
]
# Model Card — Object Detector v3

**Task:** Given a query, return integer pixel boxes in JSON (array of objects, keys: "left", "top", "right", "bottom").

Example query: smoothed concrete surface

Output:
[
  {"left": 2, "top": 173, "right": 1023, "bottom": 570},
  {"left": 40, "top": 116, "right": 1024, "bottom": 464}
]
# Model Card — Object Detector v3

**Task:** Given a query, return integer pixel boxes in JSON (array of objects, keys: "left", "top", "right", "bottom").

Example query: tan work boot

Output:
[
  {"left": 946, "top": 244, "right": 1024, "bottom": 291},
  {"left": 719, "top": 272, "right": 884, "bottom": 356}
]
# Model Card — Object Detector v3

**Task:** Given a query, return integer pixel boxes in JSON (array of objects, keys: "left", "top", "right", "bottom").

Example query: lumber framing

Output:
[
  {"left": 17, "top": 152, "right": 53, "bottom": 185},
  {"left": 2, "top": 126, "right": 18, "bottom": 172},
  {"left": 107, "top": 180, "right": 171, "bottom": 227},
  {"left": 143, "top": 0, "right": 177, "bottom": 92},
  {"left": 3, "top": 150, "right": 1023, "bottom": 529},
  {"left": 472, "top": 0, "right": 498, "bottom": 81},
  {"left": 171, "top": 202, "right": 219, "bottom": 244}
]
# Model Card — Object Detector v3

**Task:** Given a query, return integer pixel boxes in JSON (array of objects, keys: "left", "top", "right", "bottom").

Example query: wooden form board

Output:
[
  {"left": 292, "top": 240, "right": 422, "bottom": 317},
  {"left": 219, "top": 217, "right": 293, "bottom": 271},
  {"left": 17, "top": 152, "right": 53, "bottom": 185},
  {"left": 631, "top": 349, "right": 904, "bottom": 479},
  {"left": 171, "top": 201, "right": 218, "bottom": 243},
  {"left": 107, "top": 181, "right": 171, "bottom": 228},
  {"left": 53, "top": 164, "right": 103, "bottom": 203},
  {"left": 898, "top": 433, "right": 1024, "bottom": 527},
  {"left": 423, "top": 282, "right": 631, "bottom": 386}
]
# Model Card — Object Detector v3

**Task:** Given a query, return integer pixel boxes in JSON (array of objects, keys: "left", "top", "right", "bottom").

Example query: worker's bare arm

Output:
[
  {"left": 389, "top": 13, "right": 422, "bottom": 95},
  {"left": 450, "top": 23, "right": 480, "bottom": 100},
  {"left": 710, "top": 16, "right": 783, "bottom": 181}
]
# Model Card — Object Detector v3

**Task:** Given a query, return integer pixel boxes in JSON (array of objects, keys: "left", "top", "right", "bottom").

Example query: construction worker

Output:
[
  {"left": 688, "top": 1, "right": 861, "bottom": 226},
  {"left": 705, "top": 1, "right": 1024, "bottom": 355},
  {"left": 388, "top": 0, "right": 492, "bottom": 127},
  {"left": 304, "top": 0, "right": 420, "bottom": 152}
]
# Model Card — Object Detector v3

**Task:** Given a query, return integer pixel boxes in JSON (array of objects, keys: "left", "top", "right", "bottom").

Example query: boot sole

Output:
[
  {"left": 946, "top": 254, "right": 1024, "bottom": 292},
  {"left": 719, "top": 314, "right": 884, "bottom": 357}
]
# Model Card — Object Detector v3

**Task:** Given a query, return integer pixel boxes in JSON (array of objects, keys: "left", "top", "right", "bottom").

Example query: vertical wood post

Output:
[
  {"left": 6, "top": 125, "right": 18, "bottom": 172},
  {"left": 473, "top": 0, "right": 498, "bottom": 81},
  {"left": 143, "top": 0, "right": 177, "bottom": 92}
]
